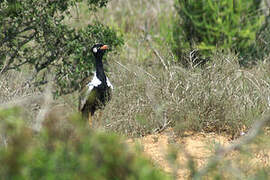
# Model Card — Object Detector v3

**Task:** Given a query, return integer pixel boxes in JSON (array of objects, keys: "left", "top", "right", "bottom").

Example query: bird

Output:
[{"left": 78, "top": 43, "right": 113, "bottom": 127}]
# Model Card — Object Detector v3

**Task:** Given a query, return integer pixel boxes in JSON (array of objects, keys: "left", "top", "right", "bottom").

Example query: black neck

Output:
[{"left": 95, "top": 54, "right": 106, "bottom": 83}]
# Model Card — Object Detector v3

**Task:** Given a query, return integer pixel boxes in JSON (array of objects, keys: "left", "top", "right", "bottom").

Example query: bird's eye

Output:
[{"left": 93, "top": 47, "right": 98, "bottom": 53}]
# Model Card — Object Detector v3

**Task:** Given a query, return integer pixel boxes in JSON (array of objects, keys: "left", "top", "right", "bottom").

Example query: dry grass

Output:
[
  {"left": 0, "top": 70, "right": 77, "bottom": 131},
  {"left": 102, "top": 50, "right": 270, "bottom": 138},
  {"left": 0, "top": 70, "right": 41, "bottom": 122}
]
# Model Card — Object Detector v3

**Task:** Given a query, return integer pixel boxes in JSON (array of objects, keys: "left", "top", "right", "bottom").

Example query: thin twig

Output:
[
  {"left": 137, "top": 66, "right": 157, "bottom": 80},
  {"left": 152, "top": 47, "right": 169, "bottom": 71},
  {"left": 33, "top": 75, "right": 53, "bottom": 132},
  {"left": 153, "top": 120, "right": 172, "bottom": 134},
  {"left": 146, "top": 36, "right": 169, "bottom": 71},
  {"left": 113, "top": 60, "right": 138, "bottom": 77}
]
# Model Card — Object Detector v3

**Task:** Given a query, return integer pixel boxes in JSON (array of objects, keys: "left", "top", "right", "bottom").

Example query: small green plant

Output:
[{"left": 173, "top": 0, "right": 264, "bottom": 66}]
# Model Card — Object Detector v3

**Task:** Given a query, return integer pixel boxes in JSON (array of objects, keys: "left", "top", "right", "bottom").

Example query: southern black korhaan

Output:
[{"left": 78, "top": 44, "right": 113, "bottom": 127}]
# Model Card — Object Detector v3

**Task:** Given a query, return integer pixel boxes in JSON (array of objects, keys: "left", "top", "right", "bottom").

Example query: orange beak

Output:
[{"left": 100, "top": 45, "right": 109, "bottom": 50}]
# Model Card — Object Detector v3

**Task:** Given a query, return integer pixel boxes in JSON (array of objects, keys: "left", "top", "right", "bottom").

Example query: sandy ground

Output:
[{"left": 127, "top": 128, "right": 270, "bottom": 179}]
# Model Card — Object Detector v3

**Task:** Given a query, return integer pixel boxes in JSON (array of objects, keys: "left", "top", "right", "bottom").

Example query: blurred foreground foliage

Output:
[
  {"left": 0, "top": 107, "right": 169, "bottom": 180},
  {"left": 0, "top": 107, "right": 269, "bottom": 179},
  {"left": 0, "top": 0, "right": 123, "bottom": 96}
]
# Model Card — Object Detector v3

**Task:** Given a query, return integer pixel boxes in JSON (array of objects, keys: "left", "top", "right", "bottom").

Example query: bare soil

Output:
[{"left": 127, "top": 128, "right": 270, "bottom": 179}]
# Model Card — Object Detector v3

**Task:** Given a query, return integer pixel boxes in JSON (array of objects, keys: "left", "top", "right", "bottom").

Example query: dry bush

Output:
[
  {"left": 177, "top": 54, "right": 270, "bottom": 137},
  {"left": 0, "top": 71, "right": 35, "bottom": 103},
  {"left": 0, "top": 70, "right": 77, "bottom": 133},
  {"left": 102, "top": 61, "right": 168, "bottom": 136},
  {"left": 102, "top": 49, "right": 270, "bottom": 138},
  {"left": 0, "top": 70, "right": 41, "bottom": 121}
]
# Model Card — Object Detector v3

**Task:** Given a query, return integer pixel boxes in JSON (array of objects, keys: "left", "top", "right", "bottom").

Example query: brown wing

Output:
[
  {"left": 78, "top": 85, "right": 91, "bottom": 112},
  {"left": 80, "top": 71, "right": 94, "bottom": 89},
  {"left": 78, "top": 72, "right": 95, "bottom": 111}
]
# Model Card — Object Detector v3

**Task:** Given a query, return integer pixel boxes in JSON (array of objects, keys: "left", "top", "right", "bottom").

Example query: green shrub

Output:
[
  {"left": 0, "top": 0, "right": 123, "bottom": 96},
  {"left": 0, "top": 108, "right": 169, "bottom": 180},
  {"left": 173, "top": 0, "right": 264, "bottom": 66}
]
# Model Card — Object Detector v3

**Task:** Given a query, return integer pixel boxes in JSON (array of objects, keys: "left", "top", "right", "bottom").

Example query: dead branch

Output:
[
  {"left": 137, "top": 66, "right": 157, "bottom": 80},
  {"left": 152, "top": 47, "right": 169, "bottom": 71},
  {"left": 153, "top": 120, "right": 172, "bottom": 134},
  {"left": 32, "top": 76, "right": 53, "bottom": 132},
  {"left": 113, "top": 60, "right": 138, "bottom": 77}
]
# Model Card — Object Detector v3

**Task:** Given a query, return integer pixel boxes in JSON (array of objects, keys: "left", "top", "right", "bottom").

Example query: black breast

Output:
[{"left": 95, "top": 84, "right": 112, "bottom": 107}]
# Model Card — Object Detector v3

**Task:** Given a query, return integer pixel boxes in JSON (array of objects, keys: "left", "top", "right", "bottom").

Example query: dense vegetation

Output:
[
  {"left": 0, "top": 0, "right": 123, "bottom": 95},
  {"left": 173, "top": 0, "right": 267, "bottom": 66},
  {"left": 1, "top": 0, "right": 270, "bottom": 179},
  {"left": 0, "top": 108, "right": 169, "bottom": 179}
]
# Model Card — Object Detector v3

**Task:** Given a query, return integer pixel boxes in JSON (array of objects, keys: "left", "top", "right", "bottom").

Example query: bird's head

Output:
[{"left": 91, "top": 43, "right": 109, "bottom": 58}]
